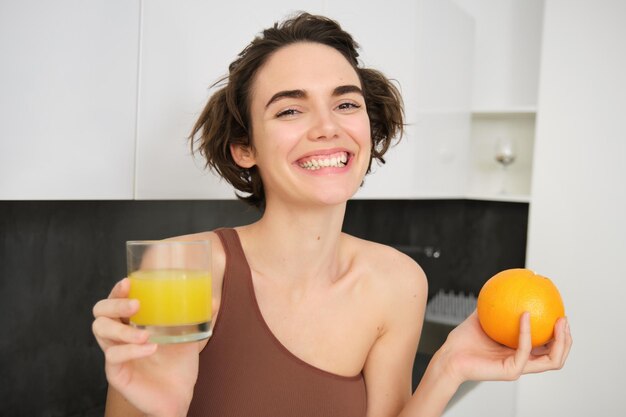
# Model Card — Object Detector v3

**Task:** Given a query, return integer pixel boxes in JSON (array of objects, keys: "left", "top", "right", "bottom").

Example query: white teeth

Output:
[{"left": 298, "top": 152, "right": 349, "bottom": 170}]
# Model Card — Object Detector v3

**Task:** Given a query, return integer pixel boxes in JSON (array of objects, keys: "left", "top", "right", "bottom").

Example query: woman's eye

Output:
[
  {"left": 276, "top": 108, "right": 299, "bottom": 118},
  {"left": 337, "top": 102, "right": 361, "bottom": 111}
]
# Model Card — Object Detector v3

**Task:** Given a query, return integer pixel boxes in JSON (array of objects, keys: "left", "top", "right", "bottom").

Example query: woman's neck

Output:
[{"left": 238, "top": 201, "right": 349, "bottom": 286}]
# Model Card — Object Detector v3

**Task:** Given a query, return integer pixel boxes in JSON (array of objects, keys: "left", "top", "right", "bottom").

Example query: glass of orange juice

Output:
[{"left": 126, "top": 240, "right": 212, "bottom": 344}]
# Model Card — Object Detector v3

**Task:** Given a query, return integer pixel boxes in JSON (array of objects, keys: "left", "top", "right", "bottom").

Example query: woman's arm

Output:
[
  {"left": 400, "top": 311, "right": 572, "bottom": 417},
  {"left": 397, "top": 348, "right": 460, "bottom": 417},
  {"left": 93, "top": 278, "right": 201, "bottom": 417},
  {"left": 362, "top": 249, "right": 428, "bottom": 417},
  {"left": 363, "top": 242, "right": 572, "bottom": 417},
  {"left": 104, "top": 385, "right": 145, "bottom": 417},
  {"left": 94, "top": 231, "right": 227, "bottom": 417}
]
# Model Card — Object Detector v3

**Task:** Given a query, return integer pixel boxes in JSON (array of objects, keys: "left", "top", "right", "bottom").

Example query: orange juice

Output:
[{"left": 128, "top": 269, "right": 212, "bottom": 327}]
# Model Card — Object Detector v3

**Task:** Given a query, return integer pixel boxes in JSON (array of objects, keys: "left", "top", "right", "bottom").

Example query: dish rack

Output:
[{"left": 425, "top": 289, "right": 477, "bottom": 326}]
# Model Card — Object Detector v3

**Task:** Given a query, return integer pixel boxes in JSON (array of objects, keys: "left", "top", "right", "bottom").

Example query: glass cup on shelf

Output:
[
  {"left": 494, "top": 136, "right": 516, "bottom": 194},
  {"left": 126, "top": 240, "right": 212, "bottom": 344}
]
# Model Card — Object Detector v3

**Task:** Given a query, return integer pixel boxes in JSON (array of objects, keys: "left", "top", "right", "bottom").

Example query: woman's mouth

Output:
[{"left": 297, "top": 151, "right": 349, "bottom": 170}]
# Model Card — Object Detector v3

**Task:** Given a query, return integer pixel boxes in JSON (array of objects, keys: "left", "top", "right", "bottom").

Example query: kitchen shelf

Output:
[
  {"left": 466, "top": 110, "right": 536, "bottom": 199},
  {"left": 465, "top": 193, "right": 531, "bottom": 203}
]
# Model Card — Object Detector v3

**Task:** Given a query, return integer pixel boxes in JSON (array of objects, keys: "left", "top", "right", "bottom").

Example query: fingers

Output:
[
  {"left": 93, "top": 316, "right": 150, "bottom": 347},
  {"left": 565, "top": 317, "right": 573, "bottom": 351},
  {"left": 91, "top": 277, "right": 158, "bottom": 383},
  {"left": 92, "top": 282, "right": 146, "bottom": 352},
  {"left": 506, "top": 312, "right": 532, "bottom": 380},
  {"left": 105, "top": 342, "right": 158, "bottom": 366},
  {"left": 557, "top": 317, "right": 573, "bottom": 368},
  {"left": 109, "top": 277, "right": 130, "bottom": 299},
  {"left": 103, "top": 343, "right": 158, "bottom": 390},
  {"left": 545, "top": 317, "right": 570, "bottom": 369},
  {"left": 524, "top": 316, "right": 572, "bottom": 374},
  {"left": 531, "top": 344, "right": 551, "bottom": 356},
  {"left": 93, "top": 298, "right": 139, "bottom": 320}
]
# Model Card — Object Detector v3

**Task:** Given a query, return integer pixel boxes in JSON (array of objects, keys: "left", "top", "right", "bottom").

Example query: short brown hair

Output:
[{"left": 189, "top": 12, "right": 404, "bottom": 209}]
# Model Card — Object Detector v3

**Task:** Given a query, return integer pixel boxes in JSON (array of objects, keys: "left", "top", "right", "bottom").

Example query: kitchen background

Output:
[
  {"left": 0, "top": 0, "right": 624, "bottom": 416},
  {"left": 0, "top": 198, "right": 528, "bottom": 416}
]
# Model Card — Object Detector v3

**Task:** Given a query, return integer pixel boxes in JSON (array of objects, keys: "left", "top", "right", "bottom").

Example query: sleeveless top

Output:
[{"left": 187, "top": 228, "right": 367, "bottom": 417}]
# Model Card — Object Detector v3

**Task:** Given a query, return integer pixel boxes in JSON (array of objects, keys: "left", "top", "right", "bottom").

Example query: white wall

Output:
[
  {"left": 0, "top": 0, "right": 139, "bottom": 199},
  {"left": 521, "top": 1, "right": 626, "bottom": 416},
  {"left": 454, "top": 0, "right": 544, "bottom": 110}
]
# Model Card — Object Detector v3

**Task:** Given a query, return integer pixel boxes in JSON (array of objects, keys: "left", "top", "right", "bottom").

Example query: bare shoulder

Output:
[
  {"left": 343, "top": 233, "right": 428, "bottom": 294},
  {"left": 342, "top": 234, "right": 428, "bottom": 332},
  {"left": 342, "top": 234, "right": 428, "bottom": 414}
]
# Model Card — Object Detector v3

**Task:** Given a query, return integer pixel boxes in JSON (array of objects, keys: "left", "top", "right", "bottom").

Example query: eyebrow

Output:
[{"left": 264, "top": 84, "right": 364, "bottom": 108}]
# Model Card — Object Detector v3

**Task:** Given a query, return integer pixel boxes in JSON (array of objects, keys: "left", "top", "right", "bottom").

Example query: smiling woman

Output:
[
  {"left": 230, "top": 42, "right": 373, "bottom": 208},
  {"left": 188, "top": 13, "right": 404, "bottom": 210},
  {"left": 91, "top": 12, "right": 571, "bottom": 417}
]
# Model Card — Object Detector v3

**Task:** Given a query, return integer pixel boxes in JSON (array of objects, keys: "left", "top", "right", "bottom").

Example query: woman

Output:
[{"left": 92, "top": 13, "right": 572, "bottom": 417}]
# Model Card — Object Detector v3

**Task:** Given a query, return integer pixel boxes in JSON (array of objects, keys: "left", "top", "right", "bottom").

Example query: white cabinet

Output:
[
  {"left": 411, "top": 0, "right": 474, "bottom": 198},
  {"left": 330, "top": 0, "right": 474, "bottom": 199},
  {"left": 456, "top": 0, "right": 544, "bottom": 202},
  {"left": 134, "top": 0, "right": 326, "bottom": 199},
  {"left": 0, "top": 1, "right": 539, "bottom": 202},
  {"left": 454, "top": 0, "right": 545, "bottom": 110},
  {"left": 0, "top": 0, "right": 140, "bottom": 199},
  {"left": 326, "top": 0, "right": 422, "bottom": 199},
  {"left": 133, "top": 0, "right": 533, "bottom": 201}
]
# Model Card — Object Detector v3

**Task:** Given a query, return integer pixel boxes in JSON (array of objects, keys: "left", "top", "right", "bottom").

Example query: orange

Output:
[{"left": 477, "top": 268, "right": 565, "bottom": 348}]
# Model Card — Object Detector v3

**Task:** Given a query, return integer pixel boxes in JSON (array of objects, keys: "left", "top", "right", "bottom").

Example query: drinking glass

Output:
[
  {"left": 126, "top": 240, "right": 212, "bottom": 344},
  {"left": 494, "top": 136, "right": 516, "bottom": 194}
]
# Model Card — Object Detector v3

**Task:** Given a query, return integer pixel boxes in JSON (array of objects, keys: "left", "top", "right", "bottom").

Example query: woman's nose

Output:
[{"left": 307, "top": 109, "right": 340, "bottom": 141}]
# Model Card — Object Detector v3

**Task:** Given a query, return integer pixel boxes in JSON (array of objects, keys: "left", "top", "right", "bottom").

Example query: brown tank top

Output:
[{"left": 187, "top": 228, "right": 367, "bottom": 417}]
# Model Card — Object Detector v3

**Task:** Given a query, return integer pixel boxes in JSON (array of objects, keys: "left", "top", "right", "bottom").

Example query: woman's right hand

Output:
[{"left": 92, "top": 278, "right": 200, "bottom": 417}]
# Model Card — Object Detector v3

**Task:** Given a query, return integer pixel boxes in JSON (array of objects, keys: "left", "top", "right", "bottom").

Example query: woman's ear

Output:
[{"left": 230, "top": 143, "right": 256, "bottom": 169}]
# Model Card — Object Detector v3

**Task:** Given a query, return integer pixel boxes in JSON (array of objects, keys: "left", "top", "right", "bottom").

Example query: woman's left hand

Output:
[{"left": 439, "top": 311, "right": 572, "bottom": 384}]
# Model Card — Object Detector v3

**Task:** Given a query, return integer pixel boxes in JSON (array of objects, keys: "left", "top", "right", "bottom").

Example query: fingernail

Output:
[
  {"left": 142, "top": 343, "right": 157, "bottom": 352},
  {"left": 129, "top": 299, "right": 139, "bottom": 310},
  {"left": 565, "top": 319, "right": 570, "bottom": 334},
  {"left": 136, "top": 329, "right": 149, "bottom": 342}
]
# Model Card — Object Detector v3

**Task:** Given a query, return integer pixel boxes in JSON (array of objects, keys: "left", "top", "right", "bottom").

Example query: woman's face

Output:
[{"left": 238, "top": 42, "right": 372, "bottom": 208}]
